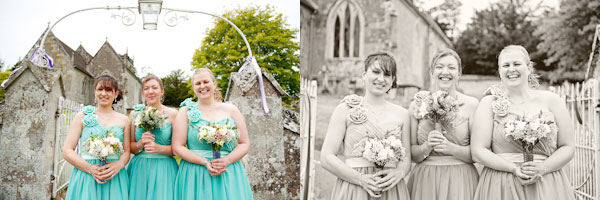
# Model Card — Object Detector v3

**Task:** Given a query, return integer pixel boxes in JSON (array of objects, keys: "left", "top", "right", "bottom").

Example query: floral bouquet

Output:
[
  {"left": 353, "top": 131, "right": 406, "bottom": 169},
  {"left": 196, "top": 119, "right": 239, "bottom": 159},
  {"left": 133, "top": 106, "right": 167, "bottom": 132},
  {"left": 503, "top": 111, "right": 557, "bottom": 162},
  {"left": 412, "top": 90, "right": 461, "bottom": 132},
  {"left": 81, "top": 130, "right": 124, "bottom": 167}
]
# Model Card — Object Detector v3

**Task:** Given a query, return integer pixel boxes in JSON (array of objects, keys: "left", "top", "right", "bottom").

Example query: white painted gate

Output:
[
  {"left": 556, "top": 79, "right": 600, "bottom": 200},
  {"left": 300, "top": 78, "right": 318, "bottom": 200},
  {"left": 51, "top": 97, "right": 84, "bottom": 198}
]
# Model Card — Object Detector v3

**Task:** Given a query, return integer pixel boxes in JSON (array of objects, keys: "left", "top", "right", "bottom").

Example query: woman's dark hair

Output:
[
  {"left": 364, "top": 52, "right": 398, "bottom": 88},
  {"left": 93, "top": 74, "right": 123, "bottom": 102}
]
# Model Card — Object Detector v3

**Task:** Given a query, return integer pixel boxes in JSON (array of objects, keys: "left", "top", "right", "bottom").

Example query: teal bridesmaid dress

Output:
[
  {"left": 174, "top": 98, "right": 254, "bottom": 200},
  {"left": 65, "top": 106, "right": 129, "bottom": 200},
  {"left": 128, "top": 104, "right": 178, "bottom": 200}
]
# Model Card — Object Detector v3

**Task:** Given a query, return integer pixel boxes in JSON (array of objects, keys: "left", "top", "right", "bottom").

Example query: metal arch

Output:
[
  {"left": 38, "top": 6, "right": 254, "bottom": 58},
  {"left": 39, "top": 6, "right": 138, "bottom": 50},
  {"left": 161, "top": 8, "right": 253, "bottom": 58}
]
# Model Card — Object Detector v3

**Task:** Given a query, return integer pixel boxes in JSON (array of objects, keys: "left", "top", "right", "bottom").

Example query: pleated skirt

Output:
[
  {"left": 65, "top": 159, "right": 129, "bottom": 200},
  {"left": 474, "top": 167, "right": 575, "bottom": 200},
  {"left": 174, "top": 160, "right": 254, "bottom": 200},
  {"left": 128, "top": 156, "right": 178, "bottom": 200},
  {"left": 330, "top": 166, "right": 410, "bottom": 200},
  {"left": 408, "top": 163, "right": 479, "bottom": 200}
]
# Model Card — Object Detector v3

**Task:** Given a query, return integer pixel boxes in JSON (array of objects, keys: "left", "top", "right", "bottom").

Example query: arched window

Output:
[{"left": 327, "top": 0, "right": 364, "bottom": 59}]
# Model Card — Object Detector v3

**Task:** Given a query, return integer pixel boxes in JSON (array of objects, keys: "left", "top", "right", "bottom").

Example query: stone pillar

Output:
[
  {"left": 225, "top": 67, "right": 299, "bottom": 199},
  {"left": 0, "top": 61, "right": 62, "bottom": 199}
]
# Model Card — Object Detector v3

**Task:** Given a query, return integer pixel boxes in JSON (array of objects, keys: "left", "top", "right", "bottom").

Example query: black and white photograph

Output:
[{"left": 299, "top": 0, "right": 600, "bottom": 199}]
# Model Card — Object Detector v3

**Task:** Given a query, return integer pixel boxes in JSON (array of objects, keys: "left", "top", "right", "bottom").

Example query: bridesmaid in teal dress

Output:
[
  {"left": 63, "top": 74, "right": 130, "bottom": 199},
  {"left": 173, "top": 68, "right": 254, "bottom": 200},
  {"left": 128, "top": 75, "right": 179, "bottom": 200}
]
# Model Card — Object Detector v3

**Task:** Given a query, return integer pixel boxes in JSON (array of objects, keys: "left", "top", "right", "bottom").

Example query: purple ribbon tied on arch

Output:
[
  {"left": 29, "top": 47, "right": 54, "bottom": 68},
  {"left": 239, "top": 56, "right": 270, "bottom": 114}
]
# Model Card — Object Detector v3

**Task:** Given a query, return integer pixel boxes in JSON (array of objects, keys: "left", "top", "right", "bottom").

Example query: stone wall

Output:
[
  {"left": 225, "top": 68, "right": 300, "bottom": 199},
  {"left": 457, "top": 75, "right": 501, "bottom": 99},
  {"left": 0, "top": 61, "right": 62, "bottom": 199}
]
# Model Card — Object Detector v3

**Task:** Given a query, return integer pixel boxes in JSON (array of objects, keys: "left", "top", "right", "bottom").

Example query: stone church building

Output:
[
  {"left": 4, "top": 30, "right": 143, "bottom": 113},
  {"left": 301, "top": 0, "right": 452, "bottom": 105}
]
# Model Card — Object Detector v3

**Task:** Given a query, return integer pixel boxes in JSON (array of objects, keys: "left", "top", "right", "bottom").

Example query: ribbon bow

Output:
[{"left": 239, "top": 56, "right": 269, "bottom": 114}]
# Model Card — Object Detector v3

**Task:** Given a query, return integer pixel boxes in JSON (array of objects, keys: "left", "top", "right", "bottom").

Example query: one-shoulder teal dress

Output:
[
  {"left": 65, "top": 106, "right": 129, "bottom": 200},
  {"left": 128, "top": 104, "right": 178, "bottom": 200},
  {"left": 174, "top": 98, "right": 254, "bottom": 200}
]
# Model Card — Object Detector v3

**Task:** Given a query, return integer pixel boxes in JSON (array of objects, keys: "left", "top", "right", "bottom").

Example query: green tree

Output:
[
  {"left": 161, "top": 69, "right": 192, "bottom": 107},
  {"left": 422, "top": 0, "right": 462, "bottom": 40},
  {"left": 191, "top": 5, "right": 300, "bottom": 105},
  {"left": 455, "top": 0, "right": 545, "bottom": 75},
  {"left": 534, "top": 0, "right": 600, "bottom": 83},
  {"left": 0, "top": 70, "right": 12, "bottom": 101}
]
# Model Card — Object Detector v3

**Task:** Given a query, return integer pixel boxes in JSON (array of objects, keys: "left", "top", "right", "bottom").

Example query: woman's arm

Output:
[
  {"left": 320, "top": 104, "right": 363, "bottom": 184},
  {"left": 129, "top": 111, "right": 143, "bottom": 155},
  {"left": 399, "top": 109, "right": 412, "bottom": 175},
  {"left": 409, "top": 102, "right": 433, "bottom": 163},
  {"left": 216, "top": 104, "right": 250, "bottom": 165},
  {"left": 535, "top": 92, "right": 575, "bottom": 174},
  {"left": 117, "top": 118, "right": 131, "bottom": 167},
  {"left": 62, "top": 112, "right": 94, "bottom": 173},
  {"left": 471, "top": 96, "right": 519, "bottom": 172},
  {"left": 172, "top": 107, "right": 208, "bottom": 165}
]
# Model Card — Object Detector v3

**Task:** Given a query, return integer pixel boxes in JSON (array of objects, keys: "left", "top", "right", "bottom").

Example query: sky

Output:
[{"left": 0, "top": 0, "right": 300, "bottom": 78}]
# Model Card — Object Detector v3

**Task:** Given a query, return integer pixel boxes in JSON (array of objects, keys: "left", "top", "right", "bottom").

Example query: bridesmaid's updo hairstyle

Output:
[
  {"left": 93, "top": 74, "right": 123, "bottom": 102},
  {"left": 430, "top": 48, "right": 462, "bottom": 75},
  {"left": 364, "top": 52, "right": 398, "bottom": 88},
  {"left": 192, "top": 68, "right": 223, "bottom": 102},
  {"left": 498, "top": 45, "right": 539, "bottom": 88}
]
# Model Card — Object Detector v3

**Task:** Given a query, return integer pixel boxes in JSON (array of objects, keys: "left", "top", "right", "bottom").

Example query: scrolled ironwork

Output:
[
  {"left": 163, "top": 10, "right": 188, "bottom": 27},
  {"left": 110, "top": 7, "right": 137, "bottom": 26}
]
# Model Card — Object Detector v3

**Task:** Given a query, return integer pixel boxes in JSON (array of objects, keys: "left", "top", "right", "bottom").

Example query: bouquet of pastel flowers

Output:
[
  {"left": 503, "top": 111, "right": 557, "bottom": 161},
  {"left": 196, "top": 119, "right": 239, "bottom": 159},
  {"left": 133, "top": 105, "right": 168, "bottom": 131},
  {"left": 412, "top": 90, "right": 461, "bottom": 131},
  {"left": 353, "top": 130, "right": 406, "bottom": 169},
  {"left": 81, "top": 130, "right": 124, "bottom": 167}
]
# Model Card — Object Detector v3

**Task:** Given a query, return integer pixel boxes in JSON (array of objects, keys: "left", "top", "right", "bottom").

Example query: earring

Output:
[{"left": 528, "top": 73, "right": 539, "bottom": 88}]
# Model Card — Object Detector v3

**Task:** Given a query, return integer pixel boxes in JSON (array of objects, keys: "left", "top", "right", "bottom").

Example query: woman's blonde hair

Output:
[{"left": 192, "top": 68, "right": 223, "bottom": 102}]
